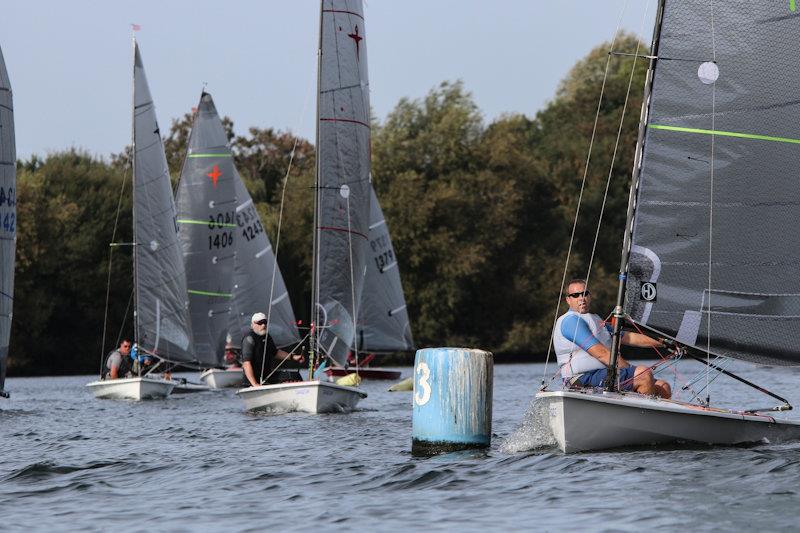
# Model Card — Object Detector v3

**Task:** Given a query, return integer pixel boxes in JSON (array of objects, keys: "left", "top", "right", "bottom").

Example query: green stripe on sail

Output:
[
  {"left": 649, "top": 124, "right": 800, "bottom": 145},
  {"left": 177, "top": 219, "right": 237, "bottom": 228},
  {"left": 187, "top": 153, "right": 233, "bottom": 158},
  {"left": 188, "top": 289, "right": 233, "bottom": 298}
]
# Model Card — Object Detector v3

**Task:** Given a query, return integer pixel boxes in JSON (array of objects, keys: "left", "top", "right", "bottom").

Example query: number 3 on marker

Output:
[{"left": 414, "top": 362, "right": 432, "bottom": 406}]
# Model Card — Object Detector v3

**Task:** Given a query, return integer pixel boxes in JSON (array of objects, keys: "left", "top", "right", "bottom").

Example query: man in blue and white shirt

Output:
[{"left": 554, "top": 279, "right": 671, "bottom": 398}]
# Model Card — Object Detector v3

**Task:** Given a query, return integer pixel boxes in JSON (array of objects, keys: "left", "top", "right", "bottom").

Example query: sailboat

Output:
[
  {"left": 0, "top": 45, "right": 16, "bottom": 401},
  {"left": 537, "top": 1, "right": 800, "bottom": 452},
  {"left": 236, "top": 0, "right": 371, "bottom": 413},
  {"left": 86, "top": 39, "right": 195, "bottom": 400},
  {"left": 176, "top": 91, "right": 300, "bottom": 389},
  {"left": 325, "top": 184, "right": 414, "bottom": 380}
]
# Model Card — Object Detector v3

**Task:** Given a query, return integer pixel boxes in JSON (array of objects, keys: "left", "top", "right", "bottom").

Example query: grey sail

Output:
[
  {"left": 314, "top": 0, "right": 372, "bottom": 360},
  {"left": 0, "top": 45, "right": 15, "bottom": 394},
  {"left": 625, "top": 2, "right": 800, "bottom": 365},
  {"left": 229, "top": 156, "right": 300, "bottom": 348},
  {"left": 357, "top": 185, "right": 414, "bottom": 352},
  {"left": 133, "top": 42, "right": 194, "bottom": 364},
  {"left": 176, "top": 92, "right": 237, "bottom": 367}
]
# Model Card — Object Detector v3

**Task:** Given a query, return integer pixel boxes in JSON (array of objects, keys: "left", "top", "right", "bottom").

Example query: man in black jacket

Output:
[{"left": 242, "top": 312, "right": 304, "bottom": 387}]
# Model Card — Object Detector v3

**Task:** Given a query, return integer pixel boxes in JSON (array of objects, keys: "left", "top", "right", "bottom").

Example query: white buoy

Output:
[{"left": 411, "top": 347, "right": 493, "bottom": 454}]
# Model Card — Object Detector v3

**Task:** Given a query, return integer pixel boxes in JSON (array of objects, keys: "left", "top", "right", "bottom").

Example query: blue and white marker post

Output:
[{"left": 411, "top": 347, "right": 493, "bottom": 454}]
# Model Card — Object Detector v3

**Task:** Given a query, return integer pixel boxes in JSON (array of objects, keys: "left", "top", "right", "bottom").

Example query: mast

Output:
[
  {"left": 606, "top": 0, "right": 666, "bottom": 390},
  {"left": 131, "top": 35, "right": 140, "bottom": 350},
  {"left": 309, "top": 0, "right": 324, "bottom": 373}
]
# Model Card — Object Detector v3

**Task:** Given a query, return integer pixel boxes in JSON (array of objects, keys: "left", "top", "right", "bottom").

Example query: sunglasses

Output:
[
  {"left": 567, "top": 290, "right": 591, "bottom": 298},
  {"left": 255, "top": 320, "right": 268, "bottom": 325}
]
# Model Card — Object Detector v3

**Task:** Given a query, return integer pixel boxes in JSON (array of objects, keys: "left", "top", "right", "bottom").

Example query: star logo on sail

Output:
[
  {"left": 348, "top": 25, "right": 363, "bottom": 61},
  {"left": 207, "top": 164, "right": 221, "bottom": 187}
]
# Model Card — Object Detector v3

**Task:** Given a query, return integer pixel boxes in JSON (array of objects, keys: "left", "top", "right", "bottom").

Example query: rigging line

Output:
[
  {"left": 346, "top": 195, "right": 360, "bottom": 379},
  {"left": 260, "top": 61, "right": 315, "bottom": 383},
  {"left": 115, "top": 289, "right": 135, "bottom": 349},
  {"left": 99, "top": 156, "right": 131, "bottom": 378},
  {"left": 263, "top": 331, "right": 311, "bottom": 384},
  {"left": 583, "top": 1, "right": 651, "bottom": 303},
  {"left": 706, "top": 0, "right": 717, "bottom": 406},
  {"left": 540, "top": 0, "right": 631, "bottom": 389}
]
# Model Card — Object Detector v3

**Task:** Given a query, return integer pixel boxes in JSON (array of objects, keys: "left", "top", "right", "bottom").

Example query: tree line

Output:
[{"left": 10, "top": 34, "right": 646, "bottom": 375}]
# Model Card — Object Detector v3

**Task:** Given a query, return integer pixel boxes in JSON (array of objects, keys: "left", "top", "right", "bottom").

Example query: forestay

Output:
[
  {"left": 0, "top": 45, "right": 15, "bottom": 393},
  {"left": 228, "top": 154, "right": 299, "bottom": 348},
  {"left": 176, "top": 92, "right": 237, "bottom": 366},
  {"left": 314, "top": 0, "right": 372, "bottom": 359},
  {"left": 357, "top": 185, "right": 414, "bottom": 352},
  {"left": 625, "top": 2, "right": 800, "bottom": 365},
  {"left": 132, "top": 42, "right": 194, "bottom": 364}
]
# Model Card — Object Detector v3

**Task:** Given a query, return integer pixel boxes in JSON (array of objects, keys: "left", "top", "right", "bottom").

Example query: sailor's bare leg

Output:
[
  {"left": 655, "top": 379, "right": 671, "bottom": 399},
  {"left": 632, "top": 366, "right": 658, "bottom": 395}
]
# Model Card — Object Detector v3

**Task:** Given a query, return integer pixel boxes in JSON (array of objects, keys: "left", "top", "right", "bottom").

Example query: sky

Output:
[{"left": 2, "top": 1, "right": 657, "bottom": 160}]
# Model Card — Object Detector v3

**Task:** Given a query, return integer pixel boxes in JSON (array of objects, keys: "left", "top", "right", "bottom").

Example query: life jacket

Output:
[
  {"left": 553, "top": 311, "right": 610, "bottom": 378},
  {"left": 104, "top": 349, "right": 132, "bottom": 379}
]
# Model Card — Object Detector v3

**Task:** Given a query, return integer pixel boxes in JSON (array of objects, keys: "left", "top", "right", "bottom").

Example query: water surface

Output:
[{"left": 2, "top": 362, "right": 800, "bottom": 531}]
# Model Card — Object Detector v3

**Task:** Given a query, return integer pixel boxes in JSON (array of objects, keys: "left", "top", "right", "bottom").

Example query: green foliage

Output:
[
  {"left": 8, "top": 34, "right": 649, "bottom": 375},
  {"left": 12, "top": 151, "right": 132, "bottom": 375}
]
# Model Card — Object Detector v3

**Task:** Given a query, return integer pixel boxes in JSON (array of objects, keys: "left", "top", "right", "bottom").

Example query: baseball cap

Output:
[{"left": 251, "top": 312, "right": 267, "bottom": 324}]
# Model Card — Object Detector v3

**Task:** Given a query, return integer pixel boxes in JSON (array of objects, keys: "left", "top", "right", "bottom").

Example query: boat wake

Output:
[{"left": 500, "top": 398, "right": 556, "bottom": 453}]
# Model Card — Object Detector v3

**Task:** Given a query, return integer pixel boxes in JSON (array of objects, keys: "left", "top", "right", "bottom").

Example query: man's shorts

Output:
[{"left": 575, "top": 367, "right": 637, "bottom": 390}]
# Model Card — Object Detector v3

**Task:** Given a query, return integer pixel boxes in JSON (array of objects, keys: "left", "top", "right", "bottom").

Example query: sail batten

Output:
[
  {"left": 0, "top": 45, "right": 15, "bottom": 393},
  {"left": 625, "top": 2, "right": 800, "bottom": 366},
  {"left": 132, "top": 42, "right": 195, "bottom": 364}
]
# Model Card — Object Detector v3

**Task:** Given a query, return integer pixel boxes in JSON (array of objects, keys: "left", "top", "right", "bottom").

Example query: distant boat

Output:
[
  {"left": 0, "top": 44, "right": 16, "bottom": 401},
  {"left": 87, "top": 38, "right": 195, "bottom": 400},
  {"left": 537, "top": 1, "right": 800, "bottom": 452},
  {"left": 236, "top": 0, "right": 372, "bottom": 413},
  {"left": 325, "top": 184, "right": 414, "bottom": 381},
  {"left": 175, "top": 91, "right": 300, "bottom": 389}
]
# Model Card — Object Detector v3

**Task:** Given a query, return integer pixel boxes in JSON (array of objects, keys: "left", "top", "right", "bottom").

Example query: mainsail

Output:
[
  {"left": 624, "top": 2, "right": 800, "bottom": 365},
  {"left": 314, "top": 0, "right": 372, "bottom": 359},
  {"left": 357, "top": 185, "right": 414, "bottom": 352},
  {"left": 176, "top": 92, "right": 237, "bottom": 366},
  {"left": 228, "top": 151, "right": 299, "bottom": 348},
  {"left": 0, "top": 45, "right": 15, "bottom": 394},
  {"left": 132, "top": 41, "right": 194, "bottom": 364}
]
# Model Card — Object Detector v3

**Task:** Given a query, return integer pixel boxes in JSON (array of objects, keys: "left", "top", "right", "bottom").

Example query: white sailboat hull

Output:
[
  {"left": 199, "top": 368, "right": 244, "bottom": 389},
  {"left": 86, "top": 377, "right": 175, "bottom": 400},
  {"left": 236, "top": 380, "right": 367, "bottom": 414},
  {"left": 537, "top": 390, "right": 800, "bottom": 453}
]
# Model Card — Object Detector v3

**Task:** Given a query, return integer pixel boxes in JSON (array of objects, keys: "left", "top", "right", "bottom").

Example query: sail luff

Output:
[
  {"left": 0, "top": 44, "right": 16, "bottom": 394},
  {"left": 311, "top": 0, "right": 324, "bottom": 364},
  {"left": 608, "top": 0, "right": 667, "bottom": 386}
]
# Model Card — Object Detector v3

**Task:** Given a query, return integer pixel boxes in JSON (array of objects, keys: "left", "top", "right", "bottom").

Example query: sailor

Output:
[
  {"left": 104, "top": 339, "right": 133, "bottom": 379},
  {"left": 241, "top": 312, "right": 305, "bottom": 387},
  {"left": 553, "top": 278, "right": 671, "bottom": 398}
]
